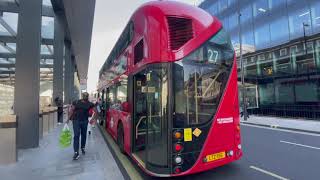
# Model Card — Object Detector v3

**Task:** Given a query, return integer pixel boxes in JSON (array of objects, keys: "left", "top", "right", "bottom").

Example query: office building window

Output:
[
  {"left": 242, "top": 30, "right": 255, "bottom": 48},
  {"left": 275, "top": 81, "right": 294, "bottom": 104},
  {"left": 288, "top": 6, "right": 312, "bottom": 39},
  {"left": 218, "top": 0, "right": 228, "bottom": 12},
  {"left": 253, "top": 0, "right": 269, "bottom": 17},
  {"left": 296, "top": 82, "right": 319, "bottom": 102},
  {"left": 310, "top": 0, "right": 320, "bottom": 33},
  {"left": 254, "top": 23, "right": 270, "bottom": 49},
  {"left": 270, "top": 0, "right": 286, "bottom": 9},
  {"left": 240, "top": 4, "right": 253, "bottom": 23},
  {"left": 259, "top": 83, "right": 275, "bottom": 105},
  {"left": 270, "top": 15, "right": 289, "bottom": 44},
  {"left": 208, "top": 2, "right": 218, "bottom": 15},
  {"left": 228, "top": 0, "right": 236, "bottom": 7},
  {"left": 221, "top": 17, "right": 229, "bottom": 30},
  {"left": 229, "top": 13, "right": 238, "bottom": 30}
]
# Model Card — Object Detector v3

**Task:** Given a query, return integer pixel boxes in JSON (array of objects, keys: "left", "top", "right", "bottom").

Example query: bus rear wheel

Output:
[{"left": 117, "top": 123, "right": 125, "bottom": 154}]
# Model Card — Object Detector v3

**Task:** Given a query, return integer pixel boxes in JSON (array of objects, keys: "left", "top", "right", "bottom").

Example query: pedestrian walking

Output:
[
  {"left": 68, "top": 92, "right": 96, "bottom": 160},
  {"left": 54, "top": 96, "right": 63, "bottom": 124},
  {"left": 88, "top": 108, "right": 96, "bottom": 135}
]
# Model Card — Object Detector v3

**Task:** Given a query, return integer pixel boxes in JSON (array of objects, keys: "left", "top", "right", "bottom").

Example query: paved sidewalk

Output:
[
  {"left": 0, "top": 123, "right": 124, "bottom": 180},
  {"left": 241, "top": 115, "right": 320, "bottom": 134}
]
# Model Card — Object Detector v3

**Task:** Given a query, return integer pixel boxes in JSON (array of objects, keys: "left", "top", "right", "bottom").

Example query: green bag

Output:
[{"left": 59, "top": 124, "right": 72, "bottom": 148}]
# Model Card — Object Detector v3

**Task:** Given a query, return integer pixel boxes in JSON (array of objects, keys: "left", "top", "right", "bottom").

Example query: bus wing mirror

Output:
[{"left": 121, "top": 102, "right": 129, "bottom": 112}]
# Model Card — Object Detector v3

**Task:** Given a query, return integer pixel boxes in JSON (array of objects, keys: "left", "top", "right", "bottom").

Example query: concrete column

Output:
[
  {"left": 14, "top": 0, "right": 42, "bottom": 148},
  {"left": 64, "top": 41, "right": 72, "bottom": 104},
  {"left": 290, "top": 52, "right": 297, "bottom": 74},
  {"left": 71, "top": 55, "right": 76, "bottom": 101},
  {"left": 272, "top": 53, "right": 278, "bottom": 75},
  {"left": 52, "top": 13, "right": 65, "bottom": 103}
]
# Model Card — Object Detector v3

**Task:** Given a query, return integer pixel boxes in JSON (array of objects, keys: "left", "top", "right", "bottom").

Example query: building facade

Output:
[{"left": 200, "top": 0, "right": 320, "bottom": 119}]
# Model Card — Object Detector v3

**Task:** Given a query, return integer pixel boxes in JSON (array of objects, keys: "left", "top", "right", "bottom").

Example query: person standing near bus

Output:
[{"left": 68, "top": 92, "right": 96, "bottom": 160}]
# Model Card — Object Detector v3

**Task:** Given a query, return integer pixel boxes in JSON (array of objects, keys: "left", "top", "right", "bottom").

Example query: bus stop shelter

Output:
[{"left": 0, "top": 0, "right": 95, "bottom": 151}]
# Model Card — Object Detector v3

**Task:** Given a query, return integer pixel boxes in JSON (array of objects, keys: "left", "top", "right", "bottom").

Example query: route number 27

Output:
[{"left": 208, "top": 49, "right": 219, "bottom": 63}]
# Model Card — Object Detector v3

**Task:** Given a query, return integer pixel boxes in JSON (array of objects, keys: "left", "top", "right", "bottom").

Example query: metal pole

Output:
[
  {"left": 239, "top": 13, "right": 248, "bottom": 121},
  {"left": 303, "top": 23, "right": 308, "bottom": 55}
]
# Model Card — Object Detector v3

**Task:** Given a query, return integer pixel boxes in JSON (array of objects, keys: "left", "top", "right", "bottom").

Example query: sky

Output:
[{"left": 87, "top": 0, "right": 201, "bottom": 92}]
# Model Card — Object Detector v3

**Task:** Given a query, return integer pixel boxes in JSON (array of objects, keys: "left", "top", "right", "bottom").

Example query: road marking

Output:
[
  {"left": 99, "top": 126, "right": 143, "bottom": 180},
  {"left": 250, "top": 166, "right": 290, "bottom": 180},
  {"left": 241, "top": 124, "right": 320, "bottom": 137},
  {"left": 280, "top": 140, "right": 320, "bottom": 150}
]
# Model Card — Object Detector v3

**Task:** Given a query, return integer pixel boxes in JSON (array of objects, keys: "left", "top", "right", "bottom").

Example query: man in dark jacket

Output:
[{"left": 68, "top": 92, "right": 96, "bottom": 160}]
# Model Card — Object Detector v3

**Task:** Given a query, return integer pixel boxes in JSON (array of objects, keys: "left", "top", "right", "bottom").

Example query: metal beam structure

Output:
[
  {"left": 0, "top": 1, "right": 54, "bottom": 17},
  {"left": 0, "top": 53, "right": 53, "bottom": 59},
  {"left": 14, "top": 0, "right": 42, "bottom": 149},
  {"left": 0, "top": 35, "right": 54, "bottom": 45},
  {"left": 0, "top": 63, "right": 53, "bottom": 68}
]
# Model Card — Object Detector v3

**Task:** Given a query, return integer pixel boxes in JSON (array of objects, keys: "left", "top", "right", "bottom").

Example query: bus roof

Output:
[{"left": 98, "top": 1, "right": 222, "bottom": 90}]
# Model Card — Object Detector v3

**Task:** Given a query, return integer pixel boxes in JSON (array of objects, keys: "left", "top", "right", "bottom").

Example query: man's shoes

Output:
[
  {"left": 73, "top": 152, "right": 80, "bottom": 160},
  {"left": 81, "top": 148, "right": 86, "bottom": 155}
]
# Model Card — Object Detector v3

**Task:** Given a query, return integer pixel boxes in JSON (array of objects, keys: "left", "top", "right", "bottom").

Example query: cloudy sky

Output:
[{"left": 87, "top": 0, "right": 201, "bottom": 92}]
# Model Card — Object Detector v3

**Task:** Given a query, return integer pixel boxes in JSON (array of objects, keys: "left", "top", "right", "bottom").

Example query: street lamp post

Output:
[
  {"left": 238, "top": 13, "right": 248, "bottom": 121},
  {"left": 303, "top": 22, "right": 309, "bottom": 55}
]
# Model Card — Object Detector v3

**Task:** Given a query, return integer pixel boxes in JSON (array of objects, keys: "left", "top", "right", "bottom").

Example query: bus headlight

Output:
[
  {"left": 238, "top": 144, "right": 242, "bottom": 149},
  {"left": 174, "top": 155, "right": 183, "bottom": 164},
  {"left": 227, "top": 150, "right": 234, "bottom": 157}
]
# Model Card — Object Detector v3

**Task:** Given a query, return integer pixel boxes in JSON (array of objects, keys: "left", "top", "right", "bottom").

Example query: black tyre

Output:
[{"left": 117, "top": 123, "right": 125, "bottom": 154}]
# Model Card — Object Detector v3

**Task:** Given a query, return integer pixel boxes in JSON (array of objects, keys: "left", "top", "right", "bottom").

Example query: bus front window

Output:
[{"left": 173, "top": 29, "right": 235, "bottom": 127}]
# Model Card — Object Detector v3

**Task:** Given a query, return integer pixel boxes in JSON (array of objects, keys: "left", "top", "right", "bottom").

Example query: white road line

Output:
[
  {"left": 250, "top": 166, "right": 290, "bottom": 180},
  {"left": 280, "top": 140, "right": 320, "bottom": 150},
  {"left": 241, "top": 123, "right": 320, "bottom": 137}
]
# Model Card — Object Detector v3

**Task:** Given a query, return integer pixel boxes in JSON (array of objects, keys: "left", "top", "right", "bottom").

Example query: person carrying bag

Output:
[{"left": 68, "top": 92, "right": 97, "bottom": 160}]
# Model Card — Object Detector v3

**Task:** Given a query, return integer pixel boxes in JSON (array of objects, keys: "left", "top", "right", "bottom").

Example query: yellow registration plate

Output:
[{"left": 205, "top": 152, "right": 226, "bottom": 162}]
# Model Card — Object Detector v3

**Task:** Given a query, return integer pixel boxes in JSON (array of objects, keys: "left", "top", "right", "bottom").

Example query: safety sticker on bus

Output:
[
  {"left": 184, "top": 128, "right": 192, "bottom": 142},
  {"left": 193, "top": 128, "right": 202, "bottom": 137},
  {"left": 217, "top": 117, "right": 233, "bottom": 124}
]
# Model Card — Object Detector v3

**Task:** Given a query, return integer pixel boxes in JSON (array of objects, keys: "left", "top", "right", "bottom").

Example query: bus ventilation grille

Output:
[{"left": 167, "top": 16, "right": 194, "bottom": 50}]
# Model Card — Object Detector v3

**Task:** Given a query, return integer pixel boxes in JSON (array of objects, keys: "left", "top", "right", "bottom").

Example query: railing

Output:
[{"left": 248, "top": 104, "right": 320, "bottom": 120}]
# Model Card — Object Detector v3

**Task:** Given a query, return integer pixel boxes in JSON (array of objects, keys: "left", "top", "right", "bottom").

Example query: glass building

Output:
[{"left": 199, "top": 0, "right": 320, "bottom": 119}]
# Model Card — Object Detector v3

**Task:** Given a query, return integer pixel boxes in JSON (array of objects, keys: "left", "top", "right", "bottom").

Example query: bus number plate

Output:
[{"left": 205, "top": 152, "right": 225, "bottom": 162}]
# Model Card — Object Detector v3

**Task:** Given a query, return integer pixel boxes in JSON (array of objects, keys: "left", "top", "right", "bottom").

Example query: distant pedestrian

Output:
[
  {"left": 87, "top": 107, "right": 96, "bottom": 135},
  {"left": 68, "top": 92, "right": 96, "bottom": 160},
  {"left": 54, "top": 97, "right": 63, "bottom": 124}
]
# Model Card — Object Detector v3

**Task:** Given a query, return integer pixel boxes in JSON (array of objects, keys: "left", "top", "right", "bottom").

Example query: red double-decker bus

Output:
[{"left": 97, "top": 1, "right": 242, "bottom": 177}]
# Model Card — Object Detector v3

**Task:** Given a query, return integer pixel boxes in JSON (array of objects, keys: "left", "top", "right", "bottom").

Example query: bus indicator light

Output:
[{"left": 174, "top": 131, "right": 182, "bottom": 139}]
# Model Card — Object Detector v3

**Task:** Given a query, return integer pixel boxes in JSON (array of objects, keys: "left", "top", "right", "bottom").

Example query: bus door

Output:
[{"left": 133, "top": 65, "right": 169, "bottom": 174}]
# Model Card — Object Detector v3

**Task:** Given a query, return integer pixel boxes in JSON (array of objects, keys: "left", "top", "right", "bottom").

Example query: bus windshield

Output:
[{"left": 173, "top": 28, "right": 235, "bottom": 128}]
